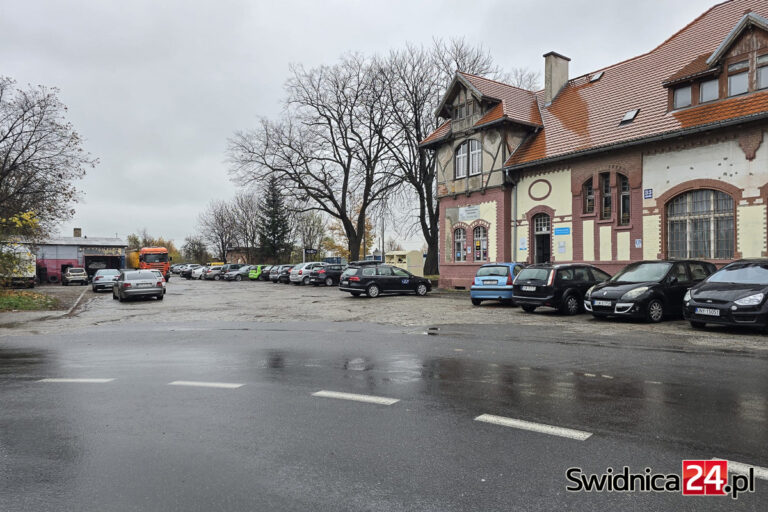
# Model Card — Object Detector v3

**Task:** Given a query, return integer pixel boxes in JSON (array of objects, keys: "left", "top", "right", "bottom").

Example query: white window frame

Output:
[
  {"left": 469, "top": 140, "right": 482, "bottom": 176},
  {"left": 455, "top": 144, "right": 467, "bottom": 179},
  {"left": 454, "top": 228, "right": 466, "bottom": 262}
]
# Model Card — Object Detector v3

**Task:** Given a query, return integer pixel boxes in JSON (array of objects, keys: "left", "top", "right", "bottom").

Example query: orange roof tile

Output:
[
  {"left": 458, "top": 72, "right": 542, "bottom": 127},
  {"left": 419, "top": 120, "right": 451, "bottom": 146},
  {"left": 663, "top": 52, "right": 718, "bottom": 85},
  {"left": 506, "top": 0, "right": 768, "bottom": 168}
]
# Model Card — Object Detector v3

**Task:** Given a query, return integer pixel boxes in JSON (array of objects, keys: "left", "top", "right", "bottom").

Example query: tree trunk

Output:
[{"left": 423, "top": 232, "right": 439, "bottom": 276}]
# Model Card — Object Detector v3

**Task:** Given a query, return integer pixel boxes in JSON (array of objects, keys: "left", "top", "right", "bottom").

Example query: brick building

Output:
[{"left": 422, "top": 0, "right": 768, "bottom": 288}]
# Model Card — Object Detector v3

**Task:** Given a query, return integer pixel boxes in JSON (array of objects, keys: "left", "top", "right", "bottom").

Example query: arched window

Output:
[
  {"left": 473, "top": 225, "right": 488, "bottom": 261},
  {"left": 618, "top": 174, "right": 630, "bottom": 225},
  {"left": 454, "top": 228, "right": 467, "bottom": 262},
  {"left": 455, "top": 140, "right": 481, "bottom": 179},
  {"left": 667, "top": 189, "right": 734, "bottom": 259},
  {"left": 600, "top": 172, "right": 611, "bottom": 219},
  {"left": 583, "top": 178, "right": 594, "bottom": 214},
  {"left": 532, "top": 213, "right": 551, "bottom": 263}
]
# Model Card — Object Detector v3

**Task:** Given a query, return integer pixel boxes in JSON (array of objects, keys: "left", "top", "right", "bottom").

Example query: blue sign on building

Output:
[
  {"left": 643, "top": 188, "right": 653, "bottom": 199},
  {"left": 554, "top": 227, "right": 571, "bottom": 235}
]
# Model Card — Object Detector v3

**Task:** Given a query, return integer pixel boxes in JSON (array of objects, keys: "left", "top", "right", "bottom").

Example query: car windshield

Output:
[
  {"left": 517, "top": 268, "right": 550, "bottom": 281},
  {"left": 143, "top": 253, "right": 168, "bottom": 263},
  {"left": 96, "top": 269, "right": 119, "bottom": 276},
  {"left": 610, "top": 262, "right": 672, "bottom": 283},
  {"left": 477, "top": 266, "right": 509, "bottom": 277},
  {"left": 707, "top": 263, "right": 768, "bottom": 285}
]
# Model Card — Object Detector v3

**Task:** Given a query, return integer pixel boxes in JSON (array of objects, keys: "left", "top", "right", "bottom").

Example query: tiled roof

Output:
[
  {"left": 420, "top": 120, "right": 451, "bottom": 145},
  {"left": 506, "top": 0, "right": 768, "bottom": 168},
  {"left": 663, "top": 52, "right": 718, "bottom": 85},
  {"left": 42, "top": 237, "right": 127, "bottom": 247},
  {"left": 458, "top": 72, "right": 542, "bottom": 127}
]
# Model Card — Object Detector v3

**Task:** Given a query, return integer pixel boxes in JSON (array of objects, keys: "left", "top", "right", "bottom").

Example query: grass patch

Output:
[{"left": 0, "top": 290, "right": 60, "bottom": 311}]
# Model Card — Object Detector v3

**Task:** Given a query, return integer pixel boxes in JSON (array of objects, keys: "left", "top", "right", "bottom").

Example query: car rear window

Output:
[
  {"left": 96, "top": 269, "right": 119, "bottom": 275},
  {"left": 341, "top": 268, "right": 357, "bottom": 278},
  {"left": 517, "top": 268, "right": 550, "bottom": 281},
  {"left": 69, "top": 268, "right": 86, "bottom": 274},
  {"left": 708, "top": 263, "right": 768, "bottom": 285},
  {"left": 476, "top": 266, "right": 509, "bottom": 277}
]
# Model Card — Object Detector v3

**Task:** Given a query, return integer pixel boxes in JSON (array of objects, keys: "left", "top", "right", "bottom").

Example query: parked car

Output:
[
  {"left": 170, "top": 264, "right": 188, "bottom": 275},
  {"left": 224, "top": 265, "right": 252, "bottom": 281},
  {"left": 112, "top": 270, "right": 164, "bottom": 302},
  {"left": 339, "top": 263, "right": 431, "bottom": 298},
  {"left": 290, "top": 262, "right": 325, "bottom": 285},
  {"left": 203, "top": 265, "right": 223, "bottom": 280},
  {"left": 181, "top": 264, "right": 202, "bottom": 279},
  {"left": 91, "top": 268, "right": 120, "bottom": 292},
  {"left": 62, "top": 267, "right": 88, "bottom": 286},
  {"left": 513, "top": 263, "right": 611, "bottom": 315},
  {"left": 191, "top": 266, "right": 208, "bottom": 279},
  {"left": 219, "top": 264, "right": 245, "bottom": 276},
  {"left": 309, "top": 264, "right": 346, "bottom": 286},
  {"left": 260, "top": 265, "right": 273, "bottom": 281},
  {"left": 683, "top": 259, "right": 768, "bottom": 330},
  {"left": 584, "top": 260, "right": 715, "bottom": 322},
  {"left": 149, "top": 269, "right": 167, "bottom": 294},
  {"left": 277, "top": 265, "right": 294, "bottom": 283},
  {"left": 248, "top": 265, "right": 264, "bottom": 280},
  {"left": 470, "top": 262, "right": 525, "bottom": 306}
]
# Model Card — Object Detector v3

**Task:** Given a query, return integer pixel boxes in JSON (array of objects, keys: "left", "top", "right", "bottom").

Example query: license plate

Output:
[
  {"left": 593, "top": 300, "right": 612, "bottom": 307},
  {"left": 483, "top": 280, "right": 497, "bottom": 285},
  {"left": 695, "top": 307, "right": 720, "bottom": 316},
  {"left": 341, "top": 280, "right": 348, "bottom": 286},
  {"left": 521, "top": 286, "right": 536, "bottom": 291},
  {"left": 137, "top": 283, "right": 152, "bottom": 288}
]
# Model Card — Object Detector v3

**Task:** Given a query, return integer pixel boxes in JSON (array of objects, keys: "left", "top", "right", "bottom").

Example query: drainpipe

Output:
[{"left": 512, "top": 176, "right": 519, "bottom": 263}]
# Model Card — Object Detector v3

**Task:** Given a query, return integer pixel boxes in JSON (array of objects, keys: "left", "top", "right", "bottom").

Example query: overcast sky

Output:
[{"left": 0, "top": 0, "right": 717, "bottom": 249}]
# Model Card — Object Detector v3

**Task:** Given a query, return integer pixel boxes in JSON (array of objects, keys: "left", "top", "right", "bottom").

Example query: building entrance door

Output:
[{"left": 533, "top": 213, "right": 551, "bottom": 263}]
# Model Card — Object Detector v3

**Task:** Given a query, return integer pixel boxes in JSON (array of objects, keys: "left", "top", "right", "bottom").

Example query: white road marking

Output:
[
  {"left": 38, "top": 378, "right": 114, "bottom": 383},
  {"left": 169, "top": 380, "right": 243, "bottom": 389},
  {"left": 712, "top": 459, "right": 768, "bottom": 481},
  {"left": 474, "top": 414, "right": 592, "bottom": 441},
  {"left": 583, "top": 373, "right": 596, "bottom": 378},
  {"left": 601, "top": 375, "right": 614, "bottom": 379},
  {"left": 312, "top": 390, "right": 399, "bottom": 405},
  {"left": 645, "top": 380, "right": 662, "bottom": 385}
]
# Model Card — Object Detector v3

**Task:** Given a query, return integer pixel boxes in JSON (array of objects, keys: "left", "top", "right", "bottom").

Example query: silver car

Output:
[
  {"left": 92, "top": 268, "right": 120, "bottom": 292},
  {"left": 289, "top": 262, "right": 325, "bottom": 285},
  {"left": 112, "top": 270, "right": 164, "bottom": 302},
  {"left": 203, "top": 265, "right": 223, "bottom": 280},
  {"left": 62, "top": 267, "right": 88, "bottom": 286}
]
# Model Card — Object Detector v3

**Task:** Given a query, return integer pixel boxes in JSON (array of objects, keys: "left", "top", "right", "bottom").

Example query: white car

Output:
[
  {"left": 289, "top": 262, "right": 325, "bottom": 285},
  {"left": 191, "top": 266, "right": 208, "bottom": 279},
  {"left": 149, "top": 270, "right": 167, "bottom": 293}
]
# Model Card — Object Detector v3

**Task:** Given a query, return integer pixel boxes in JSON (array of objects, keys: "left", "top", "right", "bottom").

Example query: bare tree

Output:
[
  {"left": 231, "top": 190, "right": 261, "bottom": 262},
  {"left": 182, "top": 236, "right": 211, "bottom": 264},
  {"left": 198, "top": 200, "right": 237, "bottom": 262},
  {"left": 293, "top": 210, "right": 326, "bottom": 257},
  {"left": 508, "top": 67, "right": 541, "bottom": 90},
  {"left": 379, "top": 40, "right": 507, "bottom": 275},
  {"left": 0, "top": 77, "right": 96, "bottom": 230},
  {"left": 229, "top": 54, "right": 398, "bottom": 261}
]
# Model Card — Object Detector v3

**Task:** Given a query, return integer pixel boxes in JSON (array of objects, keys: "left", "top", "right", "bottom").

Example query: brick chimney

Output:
[
  {"left": 73, "top": 228, "right": 82, "bottom": 238},
  {"left": 543, "top": 51, "right": 570, "bottom": 105}
]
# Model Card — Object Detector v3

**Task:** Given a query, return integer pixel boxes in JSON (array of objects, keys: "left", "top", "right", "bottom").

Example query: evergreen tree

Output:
[{"left": 258, "top": 176, "right": 292, "bottom": 261}]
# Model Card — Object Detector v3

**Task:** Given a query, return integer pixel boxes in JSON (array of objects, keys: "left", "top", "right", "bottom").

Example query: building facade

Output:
[
  {"left": 32, "top": 235, "right": 127, "bottom": 283},
  {"left": 422, "top": 0, "right": 768, "bottom": 288}
]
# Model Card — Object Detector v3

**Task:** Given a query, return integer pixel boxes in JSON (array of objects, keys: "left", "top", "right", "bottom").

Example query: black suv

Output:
[
  {"left": 339, "top": 262, "right": 431, "bottom": 298},
  {"left": 309, "top": 264, "right": 346, "bottom": 286},
  {"left": 513, "top": 263, "right": 611, "bottom": 315},
  {"left": 585, "top": 260, "right": 716, "bottom": 322}
]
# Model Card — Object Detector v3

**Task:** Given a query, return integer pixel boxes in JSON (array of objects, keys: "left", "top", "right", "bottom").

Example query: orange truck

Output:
[{"left": 126, "top": 247, "right": 172, "bottom": 280}]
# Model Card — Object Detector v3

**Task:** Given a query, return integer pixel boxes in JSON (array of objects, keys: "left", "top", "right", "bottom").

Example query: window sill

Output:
[
  {"left": 579, "top": 212, "right": 597, "bottom": 219},
  {"left": 615, "top": 223, "right": 633, "bottom": 231},
  {"left": 596, "top": 218, "right": 614, "bottom": 224}
]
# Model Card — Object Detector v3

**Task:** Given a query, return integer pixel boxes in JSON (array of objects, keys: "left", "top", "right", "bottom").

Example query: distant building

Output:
[
  {"left": 31, "top": 230, "right": 126, "bottom": 283},
  {"left": 421, "top": 0, "right": 768, "bottom": 288}
]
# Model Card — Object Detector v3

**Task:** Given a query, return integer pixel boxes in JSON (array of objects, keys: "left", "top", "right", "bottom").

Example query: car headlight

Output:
[
  {"left": 683, "top": 290, "right": 691, "bottom": 302},
  {"left": 620, "top": 286, "right": 649, "bottom": 301},
  {"left": 585, "top": 285, "right": 595, "bottom": 299},
  {"left": 734, "top": 293, "right": 765, "bottom": 306}
]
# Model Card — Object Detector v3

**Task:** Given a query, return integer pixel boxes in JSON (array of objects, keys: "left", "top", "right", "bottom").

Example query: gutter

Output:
[{"left": 504, "top": 111, "right": 768, "bottom": 172}]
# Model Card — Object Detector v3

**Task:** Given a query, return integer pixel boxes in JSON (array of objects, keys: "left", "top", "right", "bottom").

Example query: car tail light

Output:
[
  {"left": 506, "top": 273, "right": 513, "bottom": 285},
  {"left": 349, "top": 276, "right": 360, "bottom": 282},
  {"left": 123, "top": 282, "right": 131, "bottom": 288},
  {"left": 319, "top": 269, "right": 326, "bottom": 274},
  {"left": 94, "top": 276, "right": 102, "bottom": 281},
  {"left": 156, "top": 281, "right": 163, "bottom": 287},
  {"left": 298, "top": 270, "right": 303, "bottom": 275},
  {"left": 547, "top": 270, "right": 555, "bottom": 286}
]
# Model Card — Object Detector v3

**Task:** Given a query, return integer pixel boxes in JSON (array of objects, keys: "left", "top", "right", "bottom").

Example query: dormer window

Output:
[
  {"left": 673, "top": 85, "right": 692, "bottom": 109},
  {"left": 728, "top": 60, "right": 749, "bottom": 96},
  {"left": 758, "top": 54, "right": 768, "bottom": 90},
  {"left": 700, "top": 78, "right": 719, "bottom": 103}
]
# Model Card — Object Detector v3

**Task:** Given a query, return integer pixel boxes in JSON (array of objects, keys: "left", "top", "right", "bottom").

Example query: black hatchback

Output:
[
  {"left": 585, "top": 260, "right": 716, "bottom": 322},
  {"left": 309, "top": 264, "right": 346, "bottom": 286},
  {"left": 513, "top": 263, "right": 611, "bottom": 315},
  {"left": 339, "top": 263, "right": 431, "bottom": 298},
  {"left": 684, "top": 259, "right": 768, "bottom": 330}
]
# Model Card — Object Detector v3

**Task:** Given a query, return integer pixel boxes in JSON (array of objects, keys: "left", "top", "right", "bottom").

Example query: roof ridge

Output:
[{"left": 457, "top": 71, "right": 536, "bottom": 94}]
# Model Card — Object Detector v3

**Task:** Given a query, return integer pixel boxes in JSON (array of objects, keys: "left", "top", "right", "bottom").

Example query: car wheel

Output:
[
  {"left": 690, "top": 321, "right": 706, "bottom": 329},
  {"left": 521, "top": 305, "right": 536, "bottom": 313},
  {"left": 416, "top": 283, "right": 428, "bottom": 296},
  {"left": 560, "top": 294, "right": 581, "bottom": 315},
  {"left": 366, "top": 284, "right": 380, "bottom": 298},
  {"left": 112, "top": 291, "right": 118, "bottom": 300},
  {"left": 351, "top": 292, "right": 362, "bottom": 297},
  {"left": 235, "top": 275, "right": 242, "bottom": 281},
  {"left": 646, "top": 299, "right": 664, "bottom": 323},
  {"left": 471, "top": 298, "right": 482, "bottom": 306},
  {"left": 92, "top": 286, "right": 97, "bottom": 292},
  {"left": 303, "top": 276, "right": 310, "bottom": 285},
  {"left": 325, "top": 277, "right": 333, "bottom": 286},
  {"left": 214, "top": 275, "right": 220, "bottom": 281},
  {"left": 157, "top": 293, "right": 164, "bottom": 300},
  {"left": 118, "top": 294, "right": 125, "bottom": 302}
]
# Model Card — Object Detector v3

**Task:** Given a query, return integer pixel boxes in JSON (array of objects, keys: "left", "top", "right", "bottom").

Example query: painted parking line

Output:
[
  {"left": 474, "top": 414, "right": 592, "bottom": 441},
  {"left": 312, "top": 390, "right": 400, "bottom": 405},
  {"left": 168, "top": 380, "right": 243, "bottom": 389},
  {"left": 712, "top": 458, "right": 768, "bottom": 481},
  {"left": 38, "top": 378, "right": 115, "bottom": 383}
]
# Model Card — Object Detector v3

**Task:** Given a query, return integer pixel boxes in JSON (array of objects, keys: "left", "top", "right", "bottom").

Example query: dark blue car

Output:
[{"left": 470, "top": 262, "right": 525, "bottom": 306}]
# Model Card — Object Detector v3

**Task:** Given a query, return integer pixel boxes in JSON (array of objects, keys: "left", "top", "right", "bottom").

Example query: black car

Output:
[
  {"left": 339, "top": 263, "right": 431, "bottom": 298},
  {"left": 585, "top": 260, "right": 716, "bottom": 322},
  {"left": 512, "top": 263, "right": 611, "bottom": 315},
  {"left": 260, "top": 265, "right": 273, "bottom": 281},
  {"left": 683, "top": 259, "right": 768, "bottom": 330},
  {"left": 180, "top": 264, "right": 202, "bottom": 279},
  {"left": 309, "top": 264, "right": 346, "bottom": 286}
]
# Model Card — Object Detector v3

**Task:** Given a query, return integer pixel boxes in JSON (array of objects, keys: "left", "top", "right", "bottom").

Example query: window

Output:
[
  {"left": 454, "top": 228, "right": 466, "bottom": 262},
  {"left": 700, "top": 78, "right": 718, "bottom": 102},
  {"left": 392, "top": 268, "right": 410, "bottom": 277},
  {"left": 590, "top": 268, "right": 611, "bottom": 282},
  {"left": 469, "top": 140, "right": 482, "bottom": 176},
  {"left": 455, "top": 144, "right": 467, "bottom": 179},
  {"left": 600, "top": 173, "right": 611, "bottom": 219},
  {"left": 473, "top": 226, "right": 488, "bottom": 262},
  {"left": 620, "top": 109, "right": 639, "bottom": 125},
  {"left": 666, "top": 189, "right": 734, "bottom": 259},
  {"left": 583, "top": 178, "right": 594, "bottom": 214},
  {"left": 619, "top": 174, "right": 630, "bottom": 225},
  {"left": 362, "top": 267, "right": 375, "bottom": 276},
  {"left": 758, "top": 54, "right": 768, "bottom": 90},
  {"left": 728, "top": 60, "right": 749, "bottom": 96},
  {"left": 673, "top": 85, "right": 691, "bottom": 109},
  {"left": 533, "top": 214, "right": 550, "bottom": 234},
  {"left": 376, "top": 266, "right": 393, "bottom": 276}
]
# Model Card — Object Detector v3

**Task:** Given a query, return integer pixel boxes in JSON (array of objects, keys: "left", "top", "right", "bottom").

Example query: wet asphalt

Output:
[{"left": 1, "top": 319, "right": 767, "bottom": 511}]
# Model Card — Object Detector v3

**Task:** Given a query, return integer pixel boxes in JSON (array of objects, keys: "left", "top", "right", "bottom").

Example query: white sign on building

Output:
[{"left": 458, "top": 205, "right": 480, "bottom": 222}]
